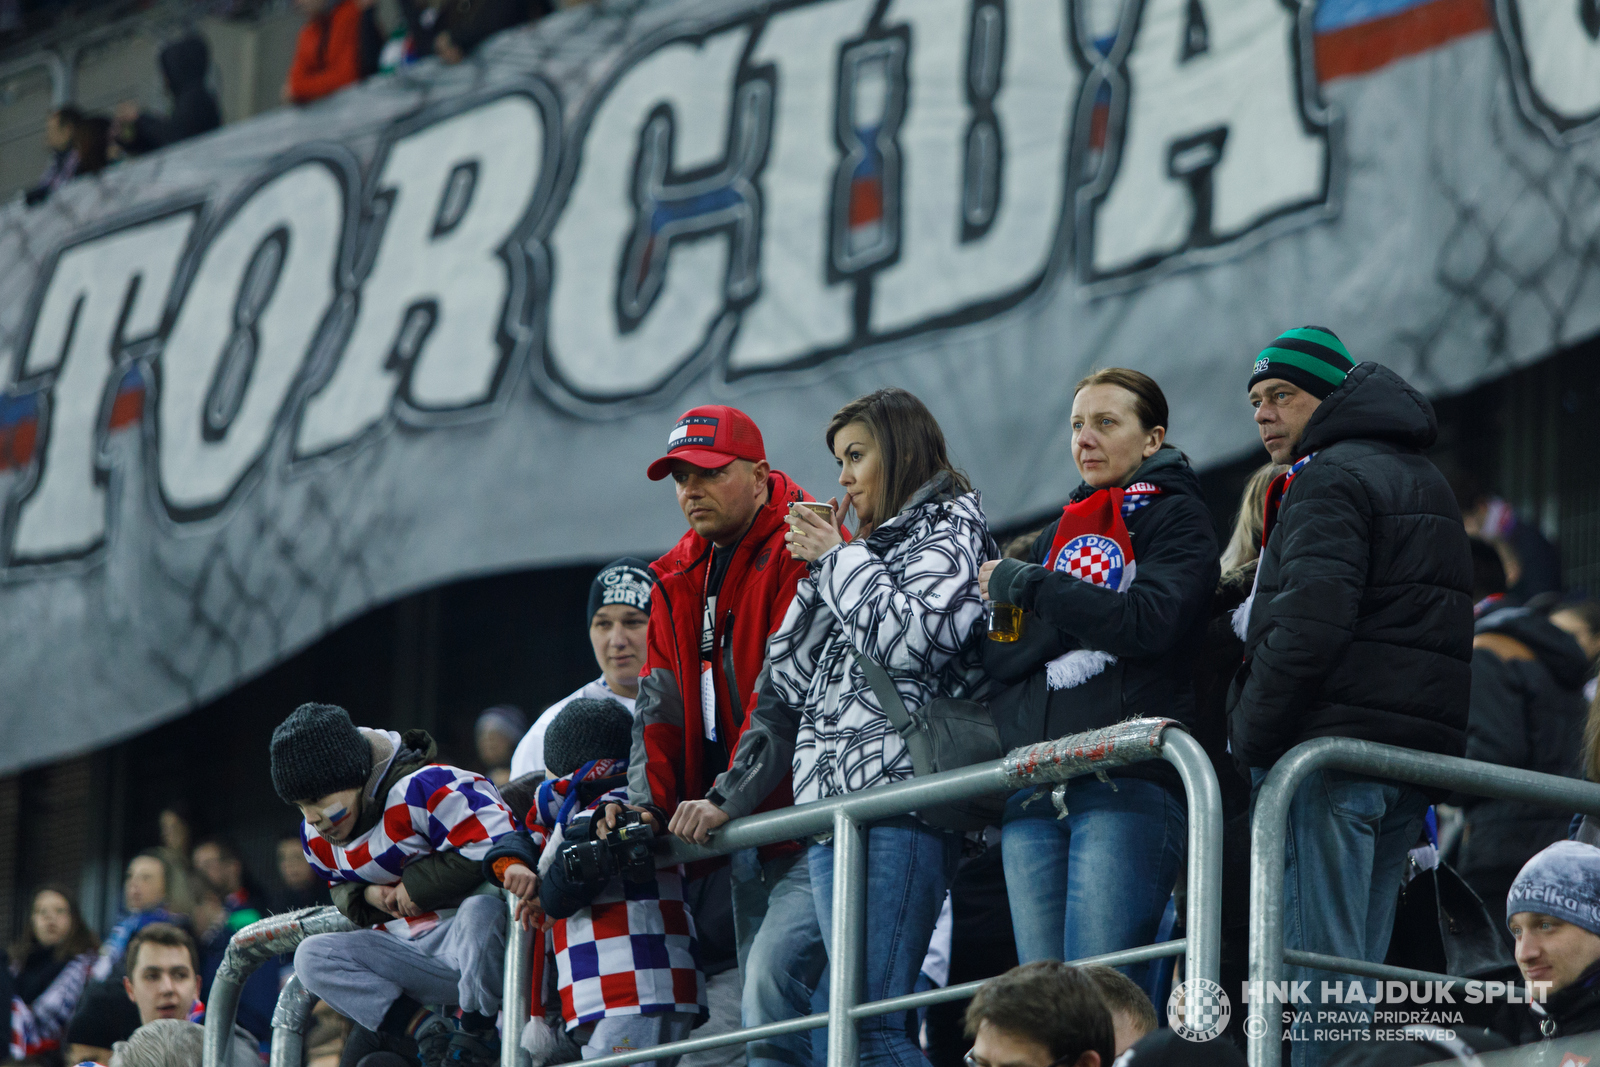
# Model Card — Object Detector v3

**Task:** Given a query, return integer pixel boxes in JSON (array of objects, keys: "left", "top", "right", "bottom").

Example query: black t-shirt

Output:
[{"left": 14, "top": 946, "right": 68, "bottom": 1005}]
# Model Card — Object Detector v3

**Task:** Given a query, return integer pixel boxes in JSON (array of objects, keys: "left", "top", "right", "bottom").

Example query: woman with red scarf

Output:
[{"left": 978, "top": 369, "right": 1218, "bottom": 1002}]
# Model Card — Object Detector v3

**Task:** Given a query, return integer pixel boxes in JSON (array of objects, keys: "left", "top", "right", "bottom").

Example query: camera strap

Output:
[{"left": 554, "top": 759, "right": 602, "bottom": 827}]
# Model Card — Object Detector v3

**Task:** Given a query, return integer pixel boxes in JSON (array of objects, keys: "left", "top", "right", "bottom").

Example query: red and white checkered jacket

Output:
[
  {"left": 302, "top": 762, "right": 516, "bottom": 937},
  {"left": 534, "top": 775, "right": 704, "bottom": 1028}
]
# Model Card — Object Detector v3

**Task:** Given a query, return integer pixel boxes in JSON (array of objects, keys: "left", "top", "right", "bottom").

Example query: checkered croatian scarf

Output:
[
  {"left": 1038, "top": 484, "right": 1153, "bottom": 690},
  {"left": 302, "top": 759, "right": 516, "bottom": 937}
]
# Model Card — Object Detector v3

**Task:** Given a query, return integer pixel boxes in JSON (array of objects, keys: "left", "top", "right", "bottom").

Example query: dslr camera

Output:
[{"left": 560, "top": 809, "right": 656, "bottom": 885}]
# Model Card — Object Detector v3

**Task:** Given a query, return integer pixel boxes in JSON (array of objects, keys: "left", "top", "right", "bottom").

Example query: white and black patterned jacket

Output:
[{"left": 706, "top": 472, "right": 997, "bottom": 816}]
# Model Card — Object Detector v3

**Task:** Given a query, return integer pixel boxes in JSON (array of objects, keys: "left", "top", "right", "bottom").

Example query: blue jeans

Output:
[
  {"left": 1251, "top": 768, "right": 1428, "bottom": 1067},
  {"left": 809, "top": 821, "right": 962, "bottom": 1067},
  {"left": 1001, "top": 776, "right": 1185, "bottom": 1004},
  {"left": 732, "top": 849, "right": 827, "bottom": 1067}
]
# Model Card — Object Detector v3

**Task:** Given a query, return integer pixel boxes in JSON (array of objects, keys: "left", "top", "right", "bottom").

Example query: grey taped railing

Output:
[
  {"left": 1246, "top": 738, "right": 1600, "bottom": 1067},
  {"left": 203, "top": 905, "right": 356, "bottom": 1067},
  {"left": 205, "top": 718, "right": 1223, "bottom": 1067}
]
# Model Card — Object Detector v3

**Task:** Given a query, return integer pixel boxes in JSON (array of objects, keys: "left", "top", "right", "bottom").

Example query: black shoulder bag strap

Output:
[{"left": 853, "top": 652, "right": 937, "bottom": 775}]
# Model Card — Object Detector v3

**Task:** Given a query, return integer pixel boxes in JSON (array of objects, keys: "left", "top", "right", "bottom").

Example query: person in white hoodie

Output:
[{"left": 510, "top": 559, "right": 654, "bottom": 781}]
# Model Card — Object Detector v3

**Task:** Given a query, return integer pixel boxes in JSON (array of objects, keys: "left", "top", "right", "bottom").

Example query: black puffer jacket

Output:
[
  {"left": 984, "top": 446, "right": 1219, "bottom": 791},
  {"left": 121, "top": 35, "right": 222, "bottom": 156},
  {"left": 1494, "top": 960, "right": 1600, "bottom": 1044},
  {"left": 1227, "top": 363, "right": 1473, "bottom": 769},
  {"left": 1458, "top": 608, "right": 1589, "bottom": 877}
]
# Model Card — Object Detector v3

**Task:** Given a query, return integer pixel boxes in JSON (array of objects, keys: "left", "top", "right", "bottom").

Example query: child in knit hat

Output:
[
  {"left": 485, "top": 698, "right": 704, "bottom": 1067},
  {"left": 269, "top": 703, "right": 540, "bottom": 1067},
  {"left": 1497, "top": 840, "right": 1600, "bottom": 1042}
]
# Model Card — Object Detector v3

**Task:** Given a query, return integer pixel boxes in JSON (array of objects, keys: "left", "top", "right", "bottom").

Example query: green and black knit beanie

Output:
[
  {"left": 1249, "top": 326, "right": 1355, "bottom": 400},
  {"left": 270, "top": 703, "right": 372, "bottom": 804}
]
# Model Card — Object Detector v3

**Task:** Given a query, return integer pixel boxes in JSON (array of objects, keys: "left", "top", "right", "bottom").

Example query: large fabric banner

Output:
[{"left": 1, "top": 0, "right": 1597, "bottom": 771}]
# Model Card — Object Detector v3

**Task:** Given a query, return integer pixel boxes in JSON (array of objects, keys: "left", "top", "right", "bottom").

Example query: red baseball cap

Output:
[{"left": 646, "top": 405, "right": 767, "bottom": 481}]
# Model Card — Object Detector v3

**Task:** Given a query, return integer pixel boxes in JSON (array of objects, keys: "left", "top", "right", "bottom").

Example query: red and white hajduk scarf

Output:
[
  {"left": 1039, "top": 483, "right": 1157, "bottom": 689},
  {"left": 1233, "top": 453, "right": 1317, "bottom": 641}
]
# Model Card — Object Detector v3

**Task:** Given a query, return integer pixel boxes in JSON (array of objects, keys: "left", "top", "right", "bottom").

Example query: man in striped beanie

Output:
[
  {"left": 1231, "top": 327, "right": 1472, "bottom": 1067},
  {"left": 1246, "top": 325, "right": 1354, "bottom": 464}
]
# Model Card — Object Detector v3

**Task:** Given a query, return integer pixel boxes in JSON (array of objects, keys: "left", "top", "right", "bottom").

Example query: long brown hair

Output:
[
  {"left": 1221, "top": 462, "right": 1288, "bottom": 573},
  {"left": 7, "top": 883, "right": 99, "bottom": 966},
  {"left": 826, "top": 389, "right": 970, "bottom": 532}
]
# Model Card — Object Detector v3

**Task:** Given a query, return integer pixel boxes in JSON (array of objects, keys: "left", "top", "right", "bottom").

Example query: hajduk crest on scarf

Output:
[
  {"left": 1232, "top": 452, "right": 1316, "bottom": 641},
  {"left": 1039, "top": 482, "right": 1159, "bottom": 690}
]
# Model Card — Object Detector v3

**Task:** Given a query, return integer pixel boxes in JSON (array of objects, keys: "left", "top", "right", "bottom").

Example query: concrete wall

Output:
[{"left": 0, "top": 5, "right": 303, "bottom": 204}]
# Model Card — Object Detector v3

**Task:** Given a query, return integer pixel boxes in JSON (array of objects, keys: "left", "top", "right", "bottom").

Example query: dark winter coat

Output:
[
  {"left": 330, "top": 729, "right": 493, "bottom": 928},
  {"left": 1457, "top": 608, "right": 1589, "bottom": 877},
  {"left": 439, "top": 0, "right": 545, "bottom": 54},
  {"left": 121, "top": 35, "right": 222, "bottom": 155},
  {"left": 1192, "top": 562, "right": 1259, "bottom": 819},
  {"left": 1227, "top": 363, "right": 1474, "bottom": 769},
  {"left": 1495, "top": 960, "right": 1600, "bottom": 1043},
  {"left": 983, "top": 446, "right": 1219, "bottom": 791}
]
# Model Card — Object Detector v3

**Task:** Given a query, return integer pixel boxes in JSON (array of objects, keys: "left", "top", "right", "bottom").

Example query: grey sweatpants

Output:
[
  {"left": 578, "top": 1011, "right": 697, "bottom": 1067},
  {"left": 294, "top": 894, "right": 506, "bottom": 1031}
]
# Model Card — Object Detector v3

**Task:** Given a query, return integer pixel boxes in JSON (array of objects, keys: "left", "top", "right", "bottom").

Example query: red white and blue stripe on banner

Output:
[
  {"left": 1083, "top": 0, "right": 1491, "bottom": 168},
  {"left": 1313, "top": 0, "right": 1494, "bottom": 80},
  {"left": 0, "top": 365, "right": 145, "bottom": 475}
]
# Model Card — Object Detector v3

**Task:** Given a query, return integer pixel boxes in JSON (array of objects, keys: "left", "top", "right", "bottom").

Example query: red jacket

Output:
[
  {"left": 286, "top": 0, "right": 363, "bottom": 105},
  {"left": 629, "top": 470, "right": 812, "bottom": 830}
]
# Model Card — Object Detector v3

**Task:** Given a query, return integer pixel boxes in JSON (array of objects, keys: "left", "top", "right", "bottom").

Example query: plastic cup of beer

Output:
[{"left": 989, "top": 602, "right": 1024, "bottom": 642}]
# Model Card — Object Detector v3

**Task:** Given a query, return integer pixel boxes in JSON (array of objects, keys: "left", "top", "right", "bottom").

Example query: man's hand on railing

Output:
[
  {"left": 502, "top": 862, "right": 544, "bottom": 931},
  {"left": 668, "top": 800, "right": 731, "bottom": 844}
]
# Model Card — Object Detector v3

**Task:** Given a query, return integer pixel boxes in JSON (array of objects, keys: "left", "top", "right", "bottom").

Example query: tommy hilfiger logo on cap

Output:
[
  {"left": 668, "top": 415, "right": 719, "bottom": 452},
  {"left": 646, "top": 403, "right": 766, "bottom": 481}
]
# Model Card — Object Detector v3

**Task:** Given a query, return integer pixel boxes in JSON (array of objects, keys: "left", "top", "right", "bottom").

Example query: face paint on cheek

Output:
[{"left": 322, "top": 802, "right": 351, "bottom": 827}]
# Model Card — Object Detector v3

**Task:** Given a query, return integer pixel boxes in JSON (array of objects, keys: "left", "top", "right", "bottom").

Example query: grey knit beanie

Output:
[
  {"left": 270, "top": 703, "right": 372, "bottom": 804},
  {"left": 543, "top": 698, "right": 633, "bottom": 779},
  {"left": 1507, "top": 841, "right": 1600, "bottom": 936}
]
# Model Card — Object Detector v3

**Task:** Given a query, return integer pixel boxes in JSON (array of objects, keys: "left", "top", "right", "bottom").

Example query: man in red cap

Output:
[{"left": 615, "top": 404, "right": 827, "bottom": 1067}]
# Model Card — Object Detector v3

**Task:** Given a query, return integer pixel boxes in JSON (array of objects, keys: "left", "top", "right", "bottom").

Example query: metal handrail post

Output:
[
  {"left": 1162, "top": 729, "right": 1223, "bottom": 994},
  {"left": 502, "top": 889, "right": 534, "bottom": 1067},
  {"left": 1246, "top": 737, "right": 1600, "bottom": 1067},
  {"left": 826, "top": 810, "right": 868, "bottom": 1067},
  {"left": 206, "top": 907, "right": 356, "bottom": 1067},
  {"left": 268, "top": 974, "right": 317, "bottom": 1067}
]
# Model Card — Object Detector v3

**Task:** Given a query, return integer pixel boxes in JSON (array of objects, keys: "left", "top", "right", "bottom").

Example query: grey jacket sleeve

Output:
[
  {"left": 708, "top": 665, "right": 801, "bottom": 821},
  {"left": 629, "top": 666, "right": 684, "bottom": 810}
]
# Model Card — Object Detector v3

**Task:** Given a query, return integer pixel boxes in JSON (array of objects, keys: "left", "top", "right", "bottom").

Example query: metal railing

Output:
[
  {"left": 210, "top": 718, "right": 1222, "bottom": 1067},
  {"left": 1246, "top": 737, "right": 1600, "bottom": 1067},
  {"left": 203, "top": 906, "right": 355, "bottom": 1067}
]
